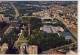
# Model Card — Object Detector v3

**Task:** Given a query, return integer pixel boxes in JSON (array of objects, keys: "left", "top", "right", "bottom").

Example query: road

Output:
[
  {"left": 56, "top": 18, "right": 77, "bottom": 42},
  {"left": 9, "top": 2, "right": 19, "bottom": 19}
]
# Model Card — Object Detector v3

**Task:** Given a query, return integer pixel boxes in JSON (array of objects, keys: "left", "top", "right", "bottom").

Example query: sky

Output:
[{"left": 0, "top": 0, "right": 78, "bottom": 1}]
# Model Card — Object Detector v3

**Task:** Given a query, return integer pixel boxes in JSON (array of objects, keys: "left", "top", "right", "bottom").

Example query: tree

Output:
[
  {"left": 22, "top": 16, "right": 42, "bottom": 36},
  {"left": 2, "top": 28, "right": 18, "bottom": 44},
  {"left": 14, "top": 30, "right": 27, "bottom": 48},
  {"left": 22, "top": 16, "right": 34, "bottom": 36},
  {"left": 27, "top": 31, "right": 66, "bottom": 51}
]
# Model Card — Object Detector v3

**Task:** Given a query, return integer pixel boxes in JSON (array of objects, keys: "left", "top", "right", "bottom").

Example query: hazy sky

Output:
[{"left": 0, "top": 0, "right": 78, "bottom": 1}]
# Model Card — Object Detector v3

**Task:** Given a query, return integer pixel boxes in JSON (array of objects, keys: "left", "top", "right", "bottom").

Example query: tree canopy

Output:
[{"left": 27, "top": 31, "right": 66, "bottom": 51}]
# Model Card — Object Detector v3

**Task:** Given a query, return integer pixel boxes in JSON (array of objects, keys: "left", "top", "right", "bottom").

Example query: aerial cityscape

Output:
[{"left": 0, "top": 1, "right": 77, "bottom": 54}]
